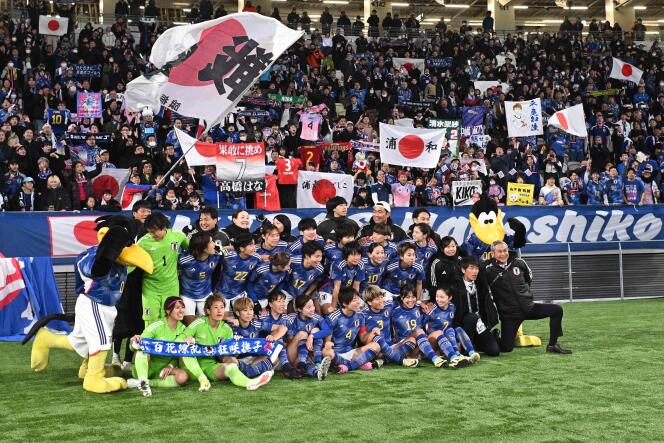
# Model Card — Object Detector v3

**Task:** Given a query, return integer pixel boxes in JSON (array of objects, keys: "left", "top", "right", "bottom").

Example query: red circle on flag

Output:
[
  {"left": 621, "top": 64, "right": 632, "bottom": 77},
  {"left": 73, "top": 221, "right": 100, "bottom": 247},
  {"left": 311, "top": 179, "right": 336, "bottom": 205},
  {"left": 557, "top": 112, "right": 569, "bottom": 130},
  {"left": 47, "top": 20, "right": 60, "bottom": 31},
  {"left": 398, "top": 134, "right": 425, "bottom": 159},
  {"left": 92, "top": 176, "right": 119, "bottom": 200}
]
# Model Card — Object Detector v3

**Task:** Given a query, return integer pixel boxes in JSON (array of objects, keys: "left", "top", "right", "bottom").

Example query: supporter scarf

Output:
[
  {"left": 140, "top": 337, "right": 281, "bottom": 358},
  {"left": 37, "top": 169, "right": 53, "bottom": 180}
]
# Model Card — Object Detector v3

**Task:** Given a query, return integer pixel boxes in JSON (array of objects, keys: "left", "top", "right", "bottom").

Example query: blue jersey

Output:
[
  {"left": 401, "top": 239, "right": 437, "bottom": 268},
  {"left": 465, "top": 233, "right": 515, "bottom": 264},
  {"left": 216, "top": 250, "right": 263, "bottom": 298},
  {"left": 287, "top": 236, "right": 324, "bottom": 256},
  {"left": 585, "top": 179, "right": 606, "bottom": 205},
  {"left": 256, "top": 241, "right": 288, "bottom": 257},
  {"left": 233, "top": 320, "right": 267, "bottom": 339},
  {"left": 44, "top": 108, "right": 71, "bottom": 136},
  {"left": 287, "top": 312, "right": 329, "bottom": 338},
  {"left": 392, "top": 304, "right": 425, "bottom": 342},
  {"left": 247, "top": 263, "right": 288, "bottom": 302},
  {"left": 75, "top": 246, "right": 128, "bottom": 306},
  {"left": 326, "top": 309, "right": 366, "bottom": 353},
  {"left": 320, "top": 260, "right": 366, "bottom": 293},
  {"left": 258, "top": 312, "right": 291, "bottom": 335},
  {"left": 605, "top": 177, "right": 623, "bottom": 204},
  {"left": 361, "top": 257, "right": 387, "bottom": 289},
  {"left": 423, "top": 303, "right": 455, "bottom": 334},
  {"left": 363, "top": 299, "right": 394, "bottom": 344},
  {"left": 178, "top": 253, "right": 222, "bottom": 300},
  {"left": 285, "top": 255, "right": 325, "bottom": 298},
  {"left": 361, "top": 241, "right": 397, "bottom": 262},
  {"left": 324, "top": 243, "right": 343, "bottom": 265},
  {"left": 563, "top": 180, "right": 583, "bottom": 205},
  {"left": 382, "top": 260, "right": 425, "bottom": 295},
  {"left": 623, "top": 178, "right": 644, "bottom": 204}
]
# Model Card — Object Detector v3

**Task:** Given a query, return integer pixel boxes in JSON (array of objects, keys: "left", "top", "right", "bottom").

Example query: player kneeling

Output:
[
  {"left": 182, "top": 295, "right": 273, "bottom": 391},
  {"left": 323, "top": 287, "right": 382, "bottom": 374},
  {"left": 362, "top": 286, "right": 419, "bottom": 368},
  {"left": 287, "top": 295, "right": 332, "bottom": 380},
  {"left": 127, "top": 297, "right": 190, "bottom": 396},
  {"left": 425, "top": 287, "right": 480, "bottom": 368}
]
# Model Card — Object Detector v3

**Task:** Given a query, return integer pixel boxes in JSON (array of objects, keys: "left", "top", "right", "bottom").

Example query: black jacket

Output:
[
  {"left": 182, "top": 220, "right": 228, "bottom": 251},
  {"left": 484, "top": 255, "right": 534, "bottom": 320},
  {"left": 426, "top": 253, "right": 462, "bottom": 295},
  {"left": 451, "top": 271, "right": 498, "bottom": 330},
  {"left": 359, "top": 216, "right": 407, "bottom": 242},
  {"left": 317, "top": 216, "right": 360, "bottom": 242}
]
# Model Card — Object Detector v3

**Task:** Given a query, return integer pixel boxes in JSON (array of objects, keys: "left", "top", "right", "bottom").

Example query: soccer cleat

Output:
[
  {"left": 247, "top": 370, "right": 273, "bottom": 391},
  {"left": 111, "top": 353, "right": 121, "bottom": 367},
  {"left": 450, "top": 355, "right": 470, "bottom": 369},
  {"left": 198, "top": 375, "right": 211, "bottom": 392},
  {"left": 137, "top": 377, "right": 152, "bottom": 397},
  {"left": 121, "top": 361, "right": 133, "bottom": 373},
  {"left": 371, "top": 359, "right": 384, "bottom": 369},
  {"left": 126, "top": 378, "right": 140, "bottom": 388},
  {"left": 337, "top": 364, "right": 349, "bottom": 374},
  {"left": 546, "top": 343, "right": 572, "bottom": 354},
  {"left": 359, "top": 362, "right": 373, "bottom": 371},
  {"left": 433, "top": 356, "right": 448, "bottom": 368},
  {"left": 468, "top": 352, "right": 481, "bottom": 364},
  {"left": 402, "top": 358, "right": 419, "bottom": 368},
  {"left": 317, "top": 356, "right": 331, "bottom": 381}
]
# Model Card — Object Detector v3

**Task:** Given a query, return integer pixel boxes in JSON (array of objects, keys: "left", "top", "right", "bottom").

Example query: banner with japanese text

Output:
[
  {"left": 505, "top": 99, "right": 544, "bottom": 137},
  {"left": 216, "top": 142, "right": 266, "bottom": 192},
  {"left": 379, "top": 123, "right": 446, "bottom": 168},
  {"left": 507, "top": 182, "right": 535, "bottom": 206},
  {"left": 426, "top": 119, "right": 460, "bottom": 157}
]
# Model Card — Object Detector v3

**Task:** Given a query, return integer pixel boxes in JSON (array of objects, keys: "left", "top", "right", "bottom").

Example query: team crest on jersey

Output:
[
  {"left": 306, "top": 324, "right": 312, "bottom": 332},
  {"left": 513, "top": 267, "right": 521, "bottom": 276},
  {"left": 171, "top": 242, "right": 178, "bottom": 251},
  {"left": 409, "top": 274, "right": 415, "bottom": 279},
  {"left": 354, "top": 319, "right": 359, "bottom": 327},
  {"left": 415, "top": 311, "right": 420, "bottom": 318},
  {"left": 307, "top": 275, "right": 313, "bottom": 280},
  {"left": 209, "top": 262, "right": 215, "bottom": 269},
  {"left": 384, "top": 312, "right": 389, "bottom": 317}
]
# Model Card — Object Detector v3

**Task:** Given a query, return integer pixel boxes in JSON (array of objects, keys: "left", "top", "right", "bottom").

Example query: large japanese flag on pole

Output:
[
  {"left": 505, "top": 99, "right": 543, "bottom": 137},
  {"left": 610, "top": 57, "right": 643, "bottom": 84},
  {"left": 125, "top": 14, "right": 303, "bottom": 127},
  {"left": 296, "top": 171, "right": 354, "bottom": 209},
  {"left": 392, "top": 58, "right": 425, "bottom": 73},
  {"left": 91, "top": 168, "right": 130, "bottom": 200},
  {"left": 38, "top": 16, "right": 68, "bottom": 36},
  {"left": 174, "top": 127, "right": 218, "bottom": 166},
  {"left": 379, "top": 123, "right": 446, "bottom": 168},
  {"left": 547, "top": 104, "right": 588, "bottom": 138}
]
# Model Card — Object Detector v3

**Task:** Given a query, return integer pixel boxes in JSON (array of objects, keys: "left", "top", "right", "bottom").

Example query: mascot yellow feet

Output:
[
  {"left": 78, "top": 358, "right": 125, "bottom": 379},
  {"left": 515, "top": 325, "right": 542, "bottom": 347},
  {"left": 82, "top": 352, "right": 128, "bottom": 394},
  {"left": 31, "top": 328, "right": 74, "bottom": 372}
]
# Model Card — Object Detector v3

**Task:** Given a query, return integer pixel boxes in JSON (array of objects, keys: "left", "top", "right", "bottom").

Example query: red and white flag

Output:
[
  {"left": 610, "top": 58, "right": 643, "bottom": 83},
  {"left": 174, "top": 127, "right": 217, "bottom": 166},
  {"left": 392, "top": 58, "right": 425, "bottom": 73},
  {"left": 379, "top": 122, "right": 446, "bottom": 168},
  {"left": 91, "top": 168, "right": 130, "bottom": 200},
  {"left": 48, "top": 216, "right": 99, "bottom": 256},
  {"left": 296, "top": 171, "right": 354, "bottom": 209},
  {"left": 547, "top": 104, "right": 588, "bottom": 138},
  {"left": 38, "top": 15, "right": 68, "bottom": 36},
  {"left": 126, "top": 13, "right": 303, "bottom": 126}
]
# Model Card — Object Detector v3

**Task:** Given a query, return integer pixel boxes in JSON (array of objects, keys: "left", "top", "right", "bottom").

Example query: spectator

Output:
[
  {"left": 320, "top": 7, "right": 333, "bottom": 34},
  {"left": 359, "top": 201, "right": 407, "bottom": 242},
  {"left": 482, "top": 11, "right": 494, "bottom": 33},
  {"left": 37, "top": 175, "right": 71, "bottom": 211},
  {"left": 538, "top": 175, "right": 564, "bottom": 206}
]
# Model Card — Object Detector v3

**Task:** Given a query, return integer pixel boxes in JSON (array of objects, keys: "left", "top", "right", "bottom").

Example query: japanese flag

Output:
[
  {"left": 38, "top": 16, "right": 68, "bottom": 36},
  {"left": 174, "top": 127, "right": 218, "bottom": 166},
  {"left": 296, "top": 171, "right": 354, "bottom": 209},
  {"left": 126, "top": 13, "right": 303, "bottom": 126},
  {"left": 547, "top": 104, "right": 588, "bottom": 138},
  {"left": 392, "top": 58, "right": 425, "bottom": 73},
  {"left": 91, "top": 168, "right": 130, "bottom": 200},
  {"left": 610, "top": 58, "right": 643, "bottom": 84},
  {"left": 48, "top": 216, "right": 100, "bottom": 257},
  {"left": 379, "top": 123, "right": 446, "bottom": 168}
]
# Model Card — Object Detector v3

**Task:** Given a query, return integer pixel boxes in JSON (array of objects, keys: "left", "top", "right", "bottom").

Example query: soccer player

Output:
[
  {"left": 283, "top": 242, "right": 325, "bottom": 307},
  {"left": 407, "top": 223, "right": 438, "bottom": 268},
  {"left": 127, "top": 297, "right": 190, "bottom": 397},
  {"left": 323, "top": 223, "right": 357, "bottom": 265},
  {"left": 392, "top": 284, "right": 447, "bottom": 368},
  {"left": 216, "top": 233, "right": 263, "bottom": 310},
  {"left": 319, "top": 241, "right": 366, "bottom": 314},
  {"left": 361, "top": 224, "right": 397, "bottom": 262},
  {"left": 383, "top": 243, "right": 425, "bottom": 300},
  {"left": 425, "top": 287, "right": 479, "bottom": 368},
  {"left": 362, "top": 286, "right": 419, "bottom": 368},
  {"left": 232, "top": 297, "right": 297, "bottom": 379},
  {"left": 182, "top": 295, "right": 273, "bottom": 391},
  {"left": 247, "top": 252, "right": 291, "bottom": 311},
  {"left": 361, "top": 243, "right": 387, "bottom": 295},
  {"left": 323, "top": 287, "right": 382, "bottom": 373},
  {"left": 256, "top": 222, "right": 289, "bottom": 260},
  {"left": 138, "top": 213, "right": 189, "bottom": 326},
  {"left": 287, "top": 218, "right": 324, "bottom": 256},
  {"left": 178, "top": 232, "right": 222, "bottom": 325},
  {"left": 288, "top": 295, "right": 332, "bottom": 380}
]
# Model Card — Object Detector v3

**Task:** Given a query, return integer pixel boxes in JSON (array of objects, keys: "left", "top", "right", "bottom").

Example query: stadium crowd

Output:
[{"left": 0, "top": 4, "right": 663, "bottom": 212}]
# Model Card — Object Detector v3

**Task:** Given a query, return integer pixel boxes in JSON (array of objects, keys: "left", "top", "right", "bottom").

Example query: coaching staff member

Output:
[{"left": 484, "top": 241, "right": 572, "bottom": 354}]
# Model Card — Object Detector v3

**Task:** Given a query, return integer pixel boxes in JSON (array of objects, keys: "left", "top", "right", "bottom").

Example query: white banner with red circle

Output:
[
  {"left": 48, "top": 216, "right": 100, "bottom": 257},
  {"left": 38, "top": 15, "right": 68, "bottom": 36},
  {"left": 379, "top": 123, "right": 446, "bottom": 169},
  {"left": 296, "top": 171, "right": 354, "bottom": 209}
]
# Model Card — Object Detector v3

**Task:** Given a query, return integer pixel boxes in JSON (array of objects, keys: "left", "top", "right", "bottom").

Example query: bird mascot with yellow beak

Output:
[
  {"left": 466, "top": 195, "right": 541, "bottom": 347},
  {"left": 25, "top": 215, "right": 153, "bottom": 393}
]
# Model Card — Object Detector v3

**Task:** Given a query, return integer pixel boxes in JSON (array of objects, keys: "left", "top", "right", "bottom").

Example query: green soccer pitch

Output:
[{"left": 2, "top": 299, "right": 663, "bottom": 442}]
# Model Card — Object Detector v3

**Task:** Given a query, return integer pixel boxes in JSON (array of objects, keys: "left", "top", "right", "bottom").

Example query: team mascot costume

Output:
[
  {"left": 24, "top": 215, "right": 153, "bottom": 393},
  {"left": 465, "top": 195, "right": 541, "bottom": 347}
]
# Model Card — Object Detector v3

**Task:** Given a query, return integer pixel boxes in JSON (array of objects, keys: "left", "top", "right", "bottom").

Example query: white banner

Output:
[
  {"left": 175, "top": 127, "right": 217, "bottom": 166},
  {"left": 392, "top": 58, "right": 425, "bottom": 72},
  {"left": 296, "top": 171, "right": 354, "bottom": 209},
  {"left": 505, "top": 98, "right": 543, "bottom": 137},
  {"left": 38, "top": 16, "right": 68, "bottom": 36},
  {"left": 452, "top": 180, "right": 482, "bottom": 206},
  {"left": 379, "top": 122, "right": 446, "bottom": 168},
  {"left": 474, "top": 80, "right": 510, "bottom": 95},
  {"left": 91, "top": 168, "right": 130, "bottom": 200},
  {"left": 48, "top": 215, "right": 100, "bottom": 256}
]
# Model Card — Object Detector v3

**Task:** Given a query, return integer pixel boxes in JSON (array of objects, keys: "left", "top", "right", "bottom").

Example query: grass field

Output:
[{"left": 2, "top": 298, "right": 664, "bottom": 442}]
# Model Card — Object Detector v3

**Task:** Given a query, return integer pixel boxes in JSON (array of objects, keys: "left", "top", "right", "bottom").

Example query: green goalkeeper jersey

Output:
[
  {"left": 185, "top": 317, "right": 233, "bottom": 347},
  {"left": 141, "top": 319, "right": 187, "bottom": 368},
  {"left": 138, "top": 229, "right": 189, "bottom": 296}
]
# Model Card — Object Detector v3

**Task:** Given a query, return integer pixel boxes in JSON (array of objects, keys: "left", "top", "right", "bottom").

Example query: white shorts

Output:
[
  {"left": 280, "top": 290, "right": 294, "bottom": 306},
  {"left": 382, "top": 291, "right": 398, "bottom": 301},
  {"left": 182, "top": 297, "right": 206, "bottom": 316},
  {"left": 68, "top": 295, "right": 116, "bottom": 358},
  {"left": 420, "top": 289, "right": 430, "bottom": 302},
  {"left": 224, "top": 292, "right": 249, "bottom": 312},
  {"left": 338, "top": 349, "right": 357, "bottom": 361},
  {"left": 316, "top": 291, "right": 333, "bottom": 306},
  {"left": 258, "top": 299, "right": 269, "bottom": 309}
]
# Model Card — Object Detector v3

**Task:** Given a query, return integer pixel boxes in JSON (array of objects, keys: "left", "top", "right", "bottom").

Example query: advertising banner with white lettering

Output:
[
  {"left": 379, "top": 123, "right": 446, "bottom": 168},
  {"left": 296, "top": 171, "right": 354, "bottom": 209},
  {"left": 452, "top": 180, "right": 482, "bottom": 206},
  {"left": 216, "top": 142, "right": 266, "bottom": 192},
  {"left": 426, "top": 119, "right": 460, "bottom": 157},
  {"left": 2, "top": 207, "right": 664, "bottom": 262},
  {"left": 505, "top": 99, "right": 544, "bottom": 137}
]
